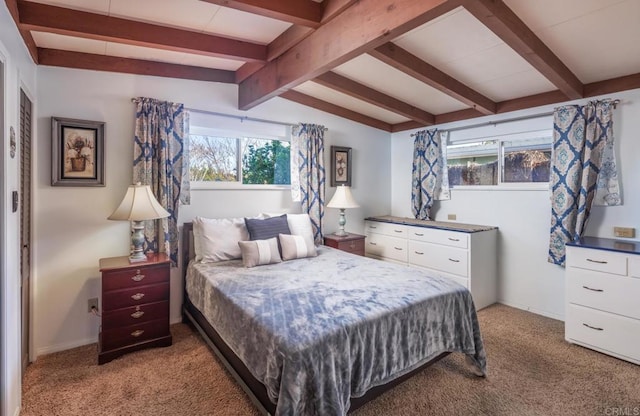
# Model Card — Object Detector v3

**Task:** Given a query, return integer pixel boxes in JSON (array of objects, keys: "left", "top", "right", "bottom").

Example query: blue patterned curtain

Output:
[
  {"left": 548, "top": 100, "right": 615, "bottom": 266},
  {"left": 411, "top": 129, "right": 449, "bottom": 220},
  {"left": 291, "top": 123, "right": 326, "bottom": 244},
  {"left": 133, "top": 97, "right": 190, "bottom": 265}
]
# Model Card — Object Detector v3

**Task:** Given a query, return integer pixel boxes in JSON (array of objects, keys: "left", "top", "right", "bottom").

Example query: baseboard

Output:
[
  {"left": 496, "top": 300, "right": 564, "bottom": 321},
  {"left": 35, "top": 336, "right": 97, "bottom": 357}
]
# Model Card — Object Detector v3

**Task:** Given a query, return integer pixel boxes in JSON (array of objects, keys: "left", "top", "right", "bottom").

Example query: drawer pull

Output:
[
  {"left": 369, "top": 225, "right": 377, "bottom": 229},
  {"left": 586, "top": 258, "right": 608, "bottom": 264},
  {"left": 369, "top": 242, "right": 377, "bottom": 246},
  {"left": 582, "top": 323, "right": 603, "bottom": 331},
  {"left": 131, "top": 329, "right": 145, "bottom": 337},
  {"left": 414, "top": 233, "right": 424, "bottom": 236},
  {"left": 414, "top": 251, "right": 424, "bottom": 255},
  {"left": 448, "top": 258, "right": 460, "bottom": 263},
  {"left": 131, "top": 293, "right": 145, "bottom": 301},
  {"left": 394, "top": 230, "right": 403, "bottom": 233},
  {"left": 132, "top": 270, "right": 145, "bottom": 282},
  {"left": 582, "top": 285, "right": 603, "bottom": 292},
  {"left": 394, "top": 247, "right": 403, "bottom": 251},
  {"left": 448, "top": 237, "right": 460, "bottom": 242},
  {"left": 131, "top": 310, "right": 145, "bottom": 319}
]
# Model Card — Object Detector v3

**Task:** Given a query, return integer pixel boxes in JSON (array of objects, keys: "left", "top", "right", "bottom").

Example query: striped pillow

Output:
[
  {"left": 279, "top": 233, "right": 317, "bottom": 261},
  {"left": 238, "top": 238, "right": 282, "bottom": 268}
]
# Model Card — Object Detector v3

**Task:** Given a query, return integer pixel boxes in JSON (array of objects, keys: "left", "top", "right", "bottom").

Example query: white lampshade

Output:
[
  {"left": 327, "top": 185, "right": 359, "bottom": 209},
  {"left": 108, "top": 183, "right": 170, "bottom": 221}
]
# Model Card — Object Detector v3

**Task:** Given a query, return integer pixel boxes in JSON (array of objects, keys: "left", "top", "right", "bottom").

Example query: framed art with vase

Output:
[{"left": 51, "top": 117, "right": 105, "bottom": 186}]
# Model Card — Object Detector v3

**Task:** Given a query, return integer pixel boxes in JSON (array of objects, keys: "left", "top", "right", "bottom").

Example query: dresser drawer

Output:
[
  {"left": 102, "top": 264, "right": 169, "bottom": 291},
  {"left": 567, "top": 269, "right": 640, "bottom": 320},
  {"left": 334, "top": 239, "right": 364, "bottom": 255},
  {"left": 630, "top": 256, "right": 640, "bottom": 278},
  {"left": 103, "top": 283, "right": 170, "bottom": 311},
  {"left": 365, "top": 221, "right": 407, "bottom": 238},
  {"left": 101, "top": 301, "right": 169, "bottom": 330},
  {"left": 407, "top": 226, "right": 468, "bottom": 249},
  {"left": 101, "top": 318, "right": 170, "bottom": 352},
  {"left": 408, "top": 240, "right": 468, "bottom": 277},
  {"left": 365, "top": 233, "right": 408, "bottom": 262},
  {"left": 566, "top": 304, "right": 640, "bottom": 362},
  {"left": 566, "top": 247, "right": 627, "bottom": 275}
]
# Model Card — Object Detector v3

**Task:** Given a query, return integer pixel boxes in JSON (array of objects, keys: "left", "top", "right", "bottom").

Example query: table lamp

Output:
[
  {"left": 327, "top": 185, "right": 359, "bottom": 236},
  {"left": 108, "top": 183, "right": 170, "bottom": 263}
]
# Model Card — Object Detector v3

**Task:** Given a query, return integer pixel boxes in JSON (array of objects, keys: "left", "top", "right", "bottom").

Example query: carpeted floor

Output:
[{"left": 22, "top": 304, "right": 640, "bottom": 415}]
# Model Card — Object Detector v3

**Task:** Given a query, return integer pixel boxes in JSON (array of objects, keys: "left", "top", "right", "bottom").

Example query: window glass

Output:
[
  {"left": 446, "top": 130, "right": 552, "bottom": 187},
  {"left": 241, "top": 138, "right": 290, "bottom": 185},
  {"left": 447, "top": 140, "right": 498, "bottom": 186},
  {"left": 502, "top": 136, "right": 551, "bottom": 183},
  {"left": 189, "top": 135, "right": 239, "bottom": 182}
]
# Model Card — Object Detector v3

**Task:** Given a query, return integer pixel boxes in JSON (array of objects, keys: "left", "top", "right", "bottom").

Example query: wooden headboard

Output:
[{"left": 182, "top": 222, "right": 194, "bottom": 283}]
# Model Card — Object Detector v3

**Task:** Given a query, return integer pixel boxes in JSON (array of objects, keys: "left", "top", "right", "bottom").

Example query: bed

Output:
[{"left": 181, "top": 221, "right": 486, "bottom": 416}]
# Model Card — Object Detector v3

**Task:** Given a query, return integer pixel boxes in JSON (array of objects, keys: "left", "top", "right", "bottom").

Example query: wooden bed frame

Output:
[{"left": 181, "top": 222, "right": 449, "bottom": 415}]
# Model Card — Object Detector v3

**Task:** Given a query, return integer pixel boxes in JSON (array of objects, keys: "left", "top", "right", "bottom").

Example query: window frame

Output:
[
  {"left": 447, "top": 129, "right": 553, "bottom": 191},
  {"left": 189, "top": 125, "right": 292, "bottom": 190}
]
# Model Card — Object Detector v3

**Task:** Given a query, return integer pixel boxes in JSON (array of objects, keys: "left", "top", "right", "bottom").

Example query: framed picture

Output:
[
  {"left": 330, "top": 146, "right": 352, "bottom": 187},
  {"left": 51, "top": 117, "right": 105, "bottom": 186}
]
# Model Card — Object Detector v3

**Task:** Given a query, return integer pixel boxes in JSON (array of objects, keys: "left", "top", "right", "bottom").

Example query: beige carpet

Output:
[{"left": 22, "top": 304, "right": 640, "bottom": 415}]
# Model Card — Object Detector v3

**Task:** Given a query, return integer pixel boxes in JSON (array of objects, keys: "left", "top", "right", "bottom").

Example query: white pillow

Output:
[
  {"left": 262, "top": 213, "right": 316, "bottom": 248},
  {"left": 193, "top": 217, "right": 249, "bottom": 263},
  {"left": 238, "top": 238, "right": 282, "bottom": 268},
  {"left": 279, "top": 233, "right": 317, "bottom": 261}
]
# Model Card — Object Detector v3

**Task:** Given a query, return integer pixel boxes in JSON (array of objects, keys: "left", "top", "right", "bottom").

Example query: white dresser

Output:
[
  {"left": 364, "top": 216, "right": 497, "bottom": 310},
  {"left": 565, "top": 238, "right": 640, "bottom": 365}
]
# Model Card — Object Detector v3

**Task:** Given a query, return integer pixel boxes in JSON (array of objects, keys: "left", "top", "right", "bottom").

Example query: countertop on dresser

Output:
[
  {"left": 566, "top": 236, "right": 640, "bottom": 255},
  {"left": 365, "top": 215, "right": 497, "bottom": 233}
]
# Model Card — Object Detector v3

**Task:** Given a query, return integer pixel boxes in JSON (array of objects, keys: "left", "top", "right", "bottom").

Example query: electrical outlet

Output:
[
  {"left": 614, "top": 227, "right": 636, "bottom": 238},
  {"left": 448, "top": 214, "right": 457, "bottom": 220},
  {"left": 88, "top": 297, "right": 99, "bottom": 313}
]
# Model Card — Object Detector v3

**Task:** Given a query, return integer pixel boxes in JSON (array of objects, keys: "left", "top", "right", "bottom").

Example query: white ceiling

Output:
[{"left": 20, "top": 0, "right": 640, "bottom": 129}]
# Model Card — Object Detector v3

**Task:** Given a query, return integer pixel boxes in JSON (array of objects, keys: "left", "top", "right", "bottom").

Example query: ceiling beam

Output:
[
  {"left": 238, "top": 0, "right": 461, "bottom": 110},
  {"left": 234, "top": 0, "right": 357, "bottom": 83},
  {"left": 18, "top": 1, "right": 266, "bottom": 62},
  {"left": 461, "top": 0, "right": 583, "bottom": 100},
  {"left": 199, "top": 0, "right": 324, "bottom": 28},
  {"left": 5, "top": 0, "right": 38, "bottom": 63},
  {"left": 369, "top": 43, "right": 497, "bottom": 115},
  {"left": 390, "top": 72, "right": 640, "bottom": 132},
  {"left": 280, "top": 90, "right": 392, "bottom": 131},
  {"left": 38, "top": 48, "right": 236, "bottom": 83},
  {"left": 315, "top": 72, "right": 435, "bottom": 125}
]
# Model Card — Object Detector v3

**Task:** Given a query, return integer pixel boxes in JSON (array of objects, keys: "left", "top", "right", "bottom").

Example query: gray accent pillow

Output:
[
  {"left": 245, "top": 214, "right": 291, "bottom": 241},
  {"left": 238, "top": 238, "right": 282, "bottom": 268},
  {"left": 279, "top": 233, "right": 317, "bottom": 261}
]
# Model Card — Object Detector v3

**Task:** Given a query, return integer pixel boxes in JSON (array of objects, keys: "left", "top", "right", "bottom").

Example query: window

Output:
[
  {"left": 447, "top": 130, "right": 552, "bottom": 187},
  {"left": 188, "top": 112, "right": 291, "bottom": 188}
]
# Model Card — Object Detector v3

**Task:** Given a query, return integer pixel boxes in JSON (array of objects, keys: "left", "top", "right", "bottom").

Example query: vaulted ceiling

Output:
[{"left": 6, "top": 0, "right": 640, "bottom": 131}]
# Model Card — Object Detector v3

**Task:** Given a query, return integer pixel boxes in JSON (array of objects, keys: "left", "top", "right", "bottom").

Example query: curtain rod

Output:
[
  {"left": 410, "top": 98, "right": 620, "bottom": 137},
  {"left": 131, "top": 98, "right": 327, "bottom": 130}
]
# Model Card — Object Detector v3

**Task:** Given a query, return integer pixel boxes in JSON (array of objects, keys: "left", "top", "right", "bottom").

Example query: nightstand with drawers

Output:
[
  {"left": 565, "top": 237, "right": 640, "bottom": 365},
  {"left": 98, "top": 253, "right": 172, "bottom": 364},
  {"left": 323, "top": 233, "right": 366, "bottom": 256}
]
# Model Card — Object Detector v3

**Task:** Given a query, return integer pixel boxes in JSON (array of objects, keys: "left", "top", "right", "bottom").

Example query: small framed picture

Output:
[
  {"left": 51, "top": 117, "right": 105, "bottom": 186},
  {"left": 330, "top": 146, "right": 352, "bottom": 187}
]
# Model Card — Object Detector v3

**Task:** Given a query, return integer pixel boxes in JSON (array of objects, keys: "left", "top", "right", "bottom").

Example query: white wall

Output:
[
  {"left": 33, "top": 67, "right": 391, "bottom": 357},
  {"left": 0, "top": 2, "right": 38, "bottom": 415},
  {"left": 391, "top": 88, "right": 640, "bottom": 319}
]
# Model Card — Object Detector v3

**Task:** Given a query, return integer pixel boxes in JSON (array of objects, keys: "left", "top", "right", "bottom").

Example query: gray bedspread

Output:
[{"left": 186, "top": 246, "right": 486, "bottom": 416}]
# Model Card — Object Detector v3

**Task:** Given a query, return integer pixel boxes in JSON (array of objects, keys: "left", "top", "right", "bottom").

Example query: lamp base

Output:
[
  {"left": 333, "top": 230, "right": 348, "bottom": 237},
  {"left": 129, "top": 220, "right": 147, "bottom": 263},
  {"left": 128, "top": 253, "right": 148, "bottom": 263}
]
